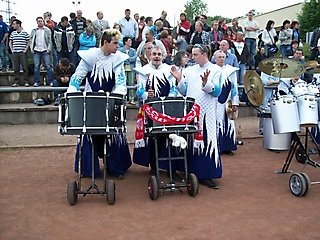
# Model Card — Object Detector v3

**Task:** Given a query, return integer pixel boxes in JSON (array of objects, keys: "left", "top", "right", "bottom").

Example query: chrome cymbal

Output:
[
  {"left": 244, "top": 70, "right": 264, "bottom": 107},
  {"left": 258, "top": 57, "right": 306, "bottom": 78}
]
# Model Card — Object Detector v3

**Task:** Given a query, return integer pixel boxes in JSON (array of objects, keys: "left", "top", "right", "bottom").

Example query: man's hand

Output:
[
  {"left": 147, "top": 89, "right": 154, "bottom": 98},
  {"left": 200, "top": 69, "right": 210, "bottom": 85},
  {"left": 170, "top": 66, "right": 182, "bottom": 82}
]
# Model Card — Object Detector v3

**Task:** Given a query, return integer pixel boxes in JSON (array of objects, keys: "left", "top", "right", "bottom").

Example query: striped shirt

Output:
[{"left": 10, "top": 30, "right": 30, "bottom": 53}]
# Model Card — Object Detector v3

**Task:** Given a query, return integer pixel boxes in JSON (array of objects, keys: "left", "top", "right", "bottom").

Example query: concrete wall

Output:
[{"left": 237, "top": 3, "right": 303, "bottom": 31}]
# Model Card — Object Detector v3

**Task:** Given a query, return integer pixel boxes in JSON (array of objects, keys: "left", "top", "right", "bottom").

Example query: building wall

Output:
[{"left": 238, "top": 3, "right": 303, "bottom": 31}]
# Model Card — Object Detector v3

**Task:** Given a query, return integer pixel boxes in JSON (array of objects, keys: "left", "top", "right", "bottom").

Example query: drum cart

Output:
[
  {"left": 146, "top": 131, "right": 199, "bottom": 201},
  {"left": 66, "top": 135, "right": 116, "bottom": 206},
  {"left": 58, "top": 92, "right": 127, "bottom": 205},
  {"left": 276, "top": 129, "right": 320, "bottom": 197},
  {"left": 143, "top": 97, "right": 200, "bottom": 200}
]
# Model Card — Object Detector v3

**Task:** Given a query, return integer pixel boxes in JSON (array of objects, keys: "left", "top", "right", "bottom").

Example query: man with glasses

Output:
[
  {"left": 67, "top": 29, "right": 132, "bottom": 179},
  {"left": 133, "top": 46, "right": 182, "bottom": 181},
  {"left": 171, "top": 43, "right": 223, "bottom": 189}
]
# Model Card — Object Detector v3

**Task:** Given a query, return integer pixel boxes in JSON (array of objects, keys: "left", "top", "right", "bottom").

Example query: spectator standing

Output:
[
  {"left": 30, "top": 16, "right": 54, "bottom": 87},
  {"left": 189, "top": 21, "right": 210, "bottom": 45},
  {"left": 261, "top": 20, "right": 278, "bottom": 58},
  {"left": 156, "top": 11, "right": 172, "bottom": 33},
  {"left": 9, "top": 19, "right": 30, "bottom": 87},
  {"left": 53, "top": 16, "right": 76, "bottom": 65},
  {"left": 70, "top": 10, "right": 86, "bottom": 65},
  {"left": 92, "top": 11, "right": 110, "bottom": 47},
  {"left": 118, "top": 9, "right": 139, "bottom": 48},
  {"left": 119, "top": 37, "right": 137, "bottom": 105},
  {"left": 290, "top": 20, "right": 301, "bottom": 45},
  {"left": 176, "top": 12, "right": 191, "bottom": 48},
  {"left": 231, "top": 18, "right": 243, "bottom": 35},
  {"left": 0, "top": 14, "right": 9, "bottom": 71},
  {"left": 242, "top": 11, "right": 259, "bottom": 70},
  {"left": 199, "top": 14, "right": 211, "bottom": 32},
  {"left": 160, "top": 30, "right": 173, "bottom": 64},
  {"left": 209, "top": 20, "right": 224, "bottom": 53},
  {"left": 278, "top": 20, "right": 293, "bottom": 57},
  {"left": 309, "top": 26, "right": 320, "bottom": 61},
  {"left": 78, "top": 26, "right": 96, "bottom": 50},
  {"left": 136, "top": 16, "right": 145, "bottom": 49},
  {"left": 43, "top": 11, "right": 58, "bottom": 66}
]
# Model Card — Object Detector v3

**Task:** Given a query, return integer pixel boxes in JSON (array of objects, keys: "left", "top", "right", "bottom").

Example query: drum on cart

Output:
[
  {"left": 269, "top": 95, "right": 300, "bottom": 134},
  {"left": 58, "top": 92, "right": 126, "bottom": 135},
  {"left": 144, "top": 96, "right": 198, "bottom": 134},
  {"left": 297, "top": 94, "right": 318, "bottom": 127},
  {"left": 291, "top": 81, "right": 308, "bottom": 97},
  {"left": 260, "top": 111, "right": 291, "bottom": 150}
]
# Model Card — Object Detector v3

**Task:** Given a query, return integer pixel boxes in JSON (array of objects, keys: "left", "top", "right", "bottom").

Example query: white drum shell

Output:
[
  {"left": 263, "top": 117, "right": 291, "bottom": 150},
  {"left": 307, "top": 83, "right": 320, "bottom": 95},
  {"left": 297, "top": 94, "right": 318, "bottom": 126},
  {"left": 291, "top": 82, "right": 308, "bottom": 97},
  {"left": 270, "top": 96, "right": 300, "bottom": 134}
]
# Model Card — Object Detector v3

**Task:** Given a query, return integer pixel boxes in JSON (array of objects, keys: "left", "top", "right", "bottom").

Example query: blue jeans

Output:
[
  {"left": 0, "top": 42, "right": 8, "bottom": 69},
  {"left": 245, "top": 38, "right": 256, "bottom": 69},
  {"left": 33, "top": 51, "right": 54, "bottom": 84},
  {"left": 237, "top": 64, "right": 247, "bottom": 102},
  {"left": 280, "top": 44, "right": 291, "bottom": 57},
  {"left": 57, "top": 49, "right": 76, "bottom": 66}
]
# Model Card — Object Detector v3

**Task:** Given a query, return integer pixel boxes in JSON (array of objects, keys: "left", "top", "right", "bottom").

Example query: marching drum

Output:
[
  {"left": 269, "top": 95, "right": 300, "bottom": 134},
  {"left": 58, "top": 92, "right": 126, "bottom": 135},
  {"left": 307, "top": 83, "right": 320, "bottom": 95},
  {"left": 263, "top": 112, "right": 291, "bottom": 150},
  {"left": 297, "top": 94, "right": 318, "bottom": 127},
  {"left": 291, "top": 81, "right": 308, "bottom": 97},
  {"left": 144, "top": 96, "right": 198, "bottom": 134}
]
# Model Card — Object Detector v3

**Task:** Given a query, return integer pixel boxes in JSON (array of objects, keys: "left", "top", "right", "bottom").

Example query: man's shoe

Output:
[
  {"left": 24, "top": 82, "right": 30, "bottom": 87},
  {"left": 112, "top": 174, "right": 124, "bottom": 180},
  {"left": 54, "top": 98, "right": 60, "bottom": 106},
  {"left": 50, "top": 82, "right": 54, "bottom": 87},
  {"left": 199, "top": 179, "right": 220, "bottom": 189},
  {"left": 12, "top": 83, "right": 19, "bottom": 87},
  {"left": 33, "top": 83, "right": 39, "bottom": 87},
  {"left": 222, "top": 151, "right": 234, "bottom": 155}
]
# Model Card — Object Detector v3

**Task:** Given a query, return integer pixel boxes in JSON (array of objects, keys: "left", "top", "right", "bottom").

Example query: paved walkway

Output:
[{"left": 0, "top": 117, "right": 261, "bottom": 148}]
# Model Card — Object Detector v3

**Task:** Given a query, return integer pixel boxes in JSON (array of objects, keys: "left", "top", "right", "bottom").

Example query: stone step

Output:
[
  {"left": 0, "top": 103, "right": 256, "bottom": 125},
  {"left": 0, "top": 70, "right": 47, "bottom": 86}
]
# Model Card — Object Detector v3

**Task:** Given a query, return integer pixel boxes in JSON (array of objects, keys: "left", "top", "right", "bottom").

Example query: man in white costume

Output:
[
  {"left": 172, "top": 43, "right": 223, "bottom": 189},
  {"left": 67, "top": 29, "right": 132, "bottom": 179},
  {"left": 133, "top": 46, "right": 181, "bottom": 180},
  {"left": 214, "top": 50, "right": 239, "bottom": 155}
]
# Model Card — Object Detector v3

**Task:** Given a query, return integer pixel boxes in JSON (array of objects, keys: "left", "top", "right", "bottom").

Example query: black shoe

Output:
[
  {"left": 111, "top": 174, "right": 124, "bottom": 180},
  {"left": 222, "top": 151, "right": 234, "bottom": 155},
  {"left": 198, "top": 179, "right": 216, "bottom": 189},
  {"left": 169, "top": 171, "right": 183, "bottom": 182}
]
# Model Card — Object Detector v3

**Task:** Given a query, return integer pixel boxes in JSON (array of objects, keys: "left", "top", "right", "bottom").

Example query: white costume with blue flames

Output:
[{"left": 69, "top": 48, "right": 132, "bottom": 177}]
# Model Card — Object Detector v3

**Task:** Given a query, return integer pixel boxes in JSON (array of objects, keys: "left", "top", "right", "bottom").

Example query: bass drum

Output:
[{"left": 269, "top": 95, "right": 300, "bottom": 134}]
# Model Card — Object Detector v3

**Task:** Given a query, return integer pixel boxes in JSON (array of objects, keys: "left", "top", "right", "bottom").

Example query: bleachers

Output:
[{"left": 0, "top": 70, "right": 256, "bottom": 124}]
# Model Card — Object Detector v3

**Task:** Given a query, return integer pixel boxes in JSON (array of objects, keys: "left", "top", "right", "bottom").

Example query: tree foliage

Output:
[
  {"left": 184, "top": 0, "right": 208, "bottom": 21},
  {"left": 298, "top": 0, "right": 320, "bottom": 40}
]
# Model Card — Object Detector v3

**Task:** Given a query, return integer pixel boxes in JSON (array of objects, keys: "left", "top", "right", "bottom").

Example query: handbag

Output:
[{"left": 267, "top": 31, "right": 278, "bottom": 54}]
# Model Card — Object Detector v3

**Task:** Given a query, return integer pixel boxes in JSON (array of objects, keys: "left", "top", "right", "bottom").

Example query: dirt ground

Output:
[{"left": 0, "top": 137, "right": 319, "bottom": 240}]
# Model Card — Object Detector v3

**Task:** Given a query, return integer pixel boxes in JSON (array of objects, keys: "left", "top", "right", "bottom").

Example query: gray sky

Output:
[{"left": 4, "top": 0, "right": 302, "bottom": 32}]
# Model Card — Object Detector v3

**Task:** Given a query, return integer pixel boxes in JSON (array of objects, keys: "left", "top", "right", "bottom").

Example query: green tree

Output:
[
  {"left": 184, "top": 0, "right": 208, "bottom": 22},
  {"left": 298, "top": 0, "right": 320, "bottom": 41}
]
